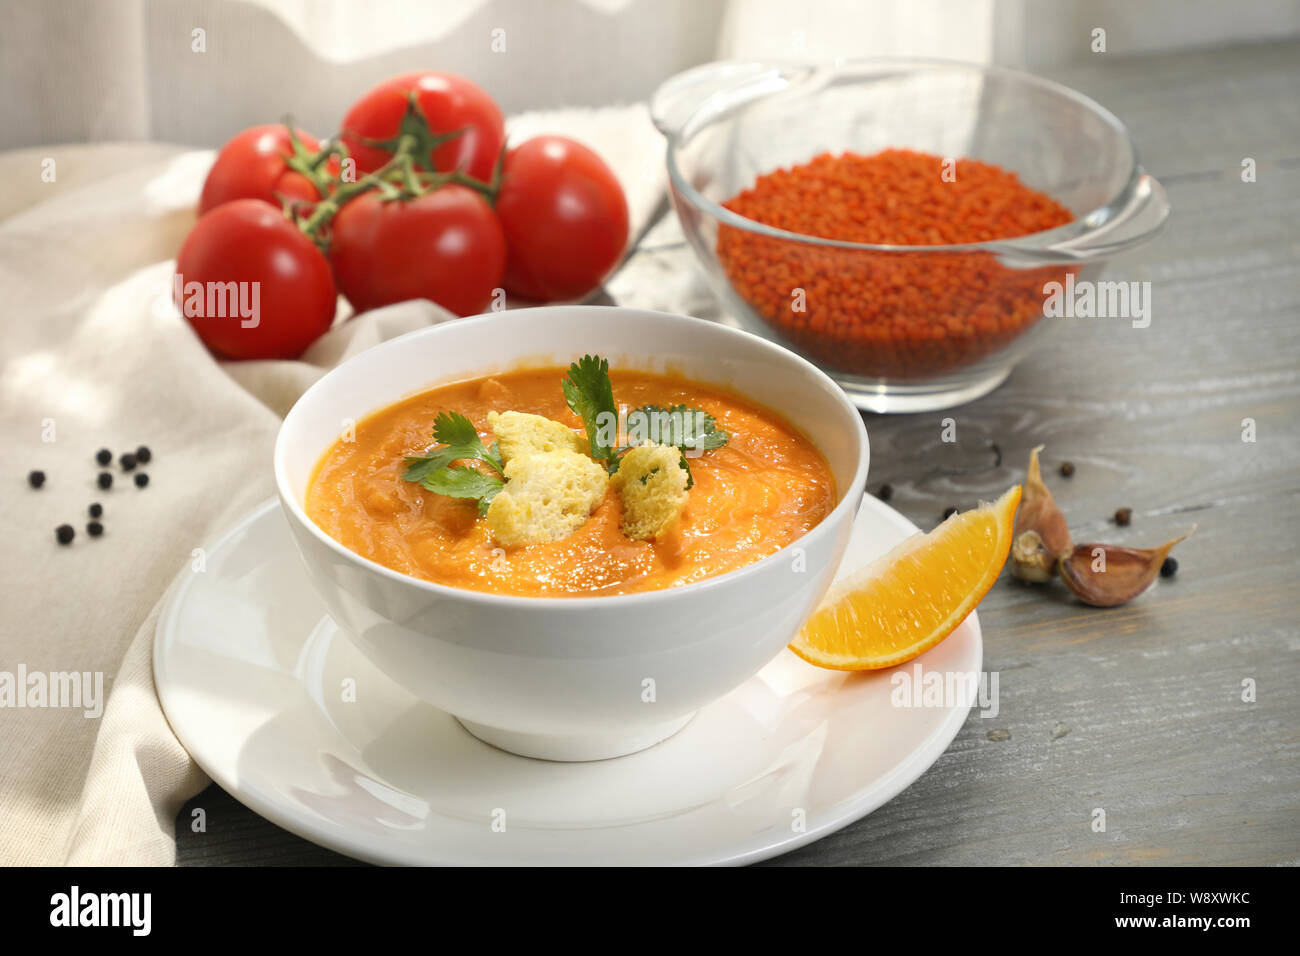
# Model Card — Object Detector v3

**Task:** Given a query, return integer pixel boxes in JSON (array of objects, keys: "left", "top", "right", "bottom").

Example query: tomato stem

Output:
[
  {"left": 294, "top": 133, "right": 412, "bottom": 238},
  {"left": 289, "top": 92, "right": 500, "bottom": 252},
  {"left": 280, "top": 119, "right": 338, "bottom": 198}
]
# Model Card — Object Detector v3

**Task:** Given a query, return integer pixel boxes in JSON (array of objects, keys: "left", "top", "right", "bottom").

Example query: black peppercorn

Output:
[
  {"left": 877, "top": 483, "right": 893, "bottom": 501},
  {"left": 56, "top": 524, "right": 74, "bottom": 545},
  {"left": 119, "top": 453, "right": 137, "bottom": 472},
  {"left": 28, "top": 470, "right": 45, "bottom": 489},
  {"left": 942, "top": 506, "right": 959, "bottom": 520},
  {"left": 134, "top": 472, "right": 149, "bottom": 488},
  {"left": 89, "top": 503, "right": 102, "bottom": 518},
  {"left": 97, "top": 472, "right": 113, "bottom": 489},
  {"left": 1160, "top": 557, "right": 1178, "bottom": 578},
  {"left": 136, "top": 445, "right": 152, "bottom": 464},
  {"left": 1114, "top": 507, "right": 1132, "bottom": 526},
  {"left": 1059, "top": 461, "right": 1075, "bottom": 477},
  {"left": 87, "top": 521, "right": 103, "bottom": 537},
  {"left": 96, "top": 448, "right": 112, "bottom": 466}
]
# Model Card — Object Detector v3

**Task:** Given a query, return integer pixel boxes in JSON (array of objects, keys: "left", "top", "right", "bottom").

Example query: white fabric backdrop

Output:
[{"left": 7, "top": 0, "right": 1296, "bottom": 151}]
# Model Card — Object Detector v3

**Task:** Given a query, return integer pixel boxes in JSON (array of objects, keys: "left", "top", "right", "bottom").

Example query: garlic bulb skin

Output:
[
  {"left": 1011, "top": 446, "right": 1072, "bottom": 582},
  {"left": 1058, "top": 534, "right": 1190, "bottom": 607},
  {"left": 1012, "top": 529, "right": 1056, "bottom": 582}
]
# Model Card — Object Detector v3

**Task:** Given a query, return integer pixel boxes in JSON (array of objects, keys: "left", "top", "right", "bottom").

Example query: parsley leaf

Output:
[
  {"left": 622, "top": 404, "right": 730, "bottom": 489},
  {"left": 397, "top": 365, "right": 733, "bottom": 515},
  {"left": 562, "top": 355, "right": 619, "bottom": 470},
  {"left": 401, "top": 411, "right": 505, "bottom": 513},
  {"left": 418, "top": 465, "right": 504, "bottom": 516},
  {"left": 403, "top": 411, "right": 504, "bottom": 482},
  {"left": 432, "top": 410, "right": 484, "bottom": 449},
  {"left": 678, "top": 450, "right": 695, "bottom": 490},
  {"left": 626, "top": 404, "right": 729, "bottom": 452}
]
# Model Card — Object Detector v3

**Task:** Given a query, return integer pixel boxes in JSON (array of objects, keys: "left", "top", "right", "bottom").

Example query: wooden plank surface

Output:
[{"left": 176, "top": 39, "right": 1300, "bottom": 866}]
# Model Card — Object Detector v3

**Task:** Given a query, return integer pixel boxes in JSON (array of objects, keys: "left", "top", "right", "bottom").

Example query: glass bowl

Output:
[{"left": 652, "top": 59, "right": 1170, "bottom": 412}]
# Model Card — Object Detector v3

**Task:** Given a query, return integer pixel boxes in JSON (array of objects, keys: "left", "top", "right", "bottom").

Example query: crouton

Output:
[
  {"left": 487, "top": 410, "right": 585, "bottom": 463},
  {"left": 486, "top": 449, "right": 609, "bottom": 547},
  {"left": 610, "top": 442, "right": 689, "bottom": 541}
]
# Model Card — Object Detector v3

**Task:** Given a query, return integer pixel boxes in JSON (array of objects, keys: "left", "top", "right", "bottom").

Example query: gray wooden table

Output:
[{"left": 176, "top": 39, "right": 1300, "bottom": 866}]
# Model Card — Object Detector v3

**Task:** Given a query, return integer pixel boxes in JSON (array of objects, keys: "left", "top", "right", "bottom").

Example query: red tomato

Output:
[
  {"left": 329, "top": 185, "right": 505, "bottom": 317},
  {"left": 340, "top": 72, "right": 505, "bottom": 182},
  {"left": 199, "top": 125, "right": 327, "bottom": 215},
  {"left": 175, "top": 200, "right": 337, "bottom": 359},
  {"left": 494, "top": 136, "right": 629, "bottom": 302}
]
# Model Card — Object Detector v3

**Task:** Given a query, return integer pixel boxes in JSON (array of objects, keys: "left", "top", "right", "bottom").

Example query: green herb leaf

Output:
[
  {"left": 678, "top": 449, "right": 695, "bottom": 491},
  {"left": 401, "top": 411, "right": 505, "bottom": 513},
  {"left": 622, "top": 404, "right": 729, "bottom": 489},
  {"left": 417, "top": 465, "right": 504, "bottom": 516},
  {"left": 562, "top": 355, "right": 619, "bottom": 469},
  {"left": 431, "top": 410, "right": 480, "bottom": 448},
  {"left": 403, "top": 411, "right": 503, "bottom": 482},
  {"left": 626, "top": 404, "right": 729, "bottom": 452}
]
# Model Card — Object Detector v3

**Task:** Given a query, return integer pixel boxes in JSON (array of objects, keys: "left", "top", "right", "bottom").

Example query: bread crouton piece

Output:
[
  {"left": 486, "top": 449, "right": 609, "bottom": 547},
  {"left": 487, "top": 410, "right": 585, "bottom": 463},
  {"left": 610, "top": 442, "right": 689, "bottom": 541}
]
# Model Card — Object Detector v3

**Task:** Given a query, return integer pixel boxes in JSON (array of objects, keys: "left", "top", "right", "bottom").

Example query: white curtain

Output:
[
  {"left": 4, "top": 0, "right": 1297, "bottom": 150},
  {"left": 4, "top": 0, "right": 725, "bottom": 148}
]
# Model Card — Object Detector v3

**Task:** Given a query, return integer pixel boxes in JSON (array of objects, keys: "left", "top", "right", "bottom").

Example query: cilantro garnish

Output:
[
  {"left": 417, "top": 465, "right": 504, "bottom": 516},
  {"left": 402, "top": 411, "right": 504, "bottom": 515},
  {"left": 399, "top": 361, "right": 732, "bottom": 513},
  {"left": 562, "top": 355, "right": 619, "bottom": 470},
  {"left": 626, "top": 404, "right": 729, "bottom": 452},
  {"left": 622, "top": 404, "right": 730, "bottom": 489}
]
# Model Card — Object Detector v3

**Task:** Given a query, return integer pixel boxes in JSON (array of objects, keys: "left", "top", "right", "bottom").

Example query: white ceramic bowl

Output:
[{"left": 275, "top": 306, "right": 869, "bottom": 760}]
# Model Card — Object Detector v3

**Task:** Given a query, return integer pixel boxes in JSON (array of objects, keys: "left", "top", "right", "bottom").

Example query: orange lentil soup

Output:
[{"left": 305, "top": 368, "right": 836, "bottom": 596}]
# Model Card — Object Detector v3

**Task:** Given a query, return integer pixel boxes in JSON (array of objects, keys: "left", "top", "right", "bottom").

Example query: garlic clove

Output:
[
  {"left": 1011, "top": 529, "right": 1056, "bottom": 582},
  {"left": 1058, "top": 532, "right": 1191, "bottom": 607},
  {"left": 1011, "top": 445, "right": 1073, "bottom": 582}
]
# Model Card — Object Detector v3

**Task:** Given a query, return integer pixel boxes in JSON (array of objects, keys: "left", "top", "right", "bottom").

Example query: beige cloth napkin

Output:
[{"left": 0, "top": 105, "right": 664, "bottom": 865}]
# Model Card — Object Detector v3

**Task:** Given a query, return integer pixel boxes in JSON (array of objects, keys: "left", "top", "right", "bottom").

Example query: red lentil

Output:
[{"left": 717, "top": 149, "right": 1075, "bottom": 379}]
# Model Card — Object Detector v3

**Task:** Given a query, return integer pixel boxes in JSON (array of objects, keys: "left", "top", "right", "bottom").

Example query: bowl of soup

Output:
[{"left": 275, "top": 306, "right": 869, "bottom": 760}]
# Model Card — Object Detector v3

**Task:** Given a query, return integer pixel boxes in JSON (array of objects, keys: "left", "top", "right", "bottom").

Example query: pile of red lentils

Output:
[{"left": 717, "top": 149, "right": 1076, "bottom": 379}]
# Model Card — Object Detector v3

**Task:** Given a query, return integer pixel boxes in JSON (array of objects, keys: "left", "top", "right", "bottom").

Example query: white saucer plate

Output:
[{"left": 155, "top": 496, "right": 981, "bottom": 866}]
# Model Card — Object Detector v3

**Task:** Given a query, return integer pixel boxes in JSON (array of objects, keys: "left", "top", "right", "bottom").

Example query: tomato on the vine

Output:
[
  {"left": 175, "top": 199, "right": 337, "bottom": 359},
  {"left": 340, "top": 72, "right": 505, "bottom": 182},
  {"left": 199, "top": 125, "right": 329, "bottom": 215},
  {"left": 181, "top": 78, "right": 629, "bottom": 361},
  {"left": 329, "top": 185, "right": 505, "bottom": 317},
  {"left": 494, "top": 136, "right": 629, "bottom": 302}
]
